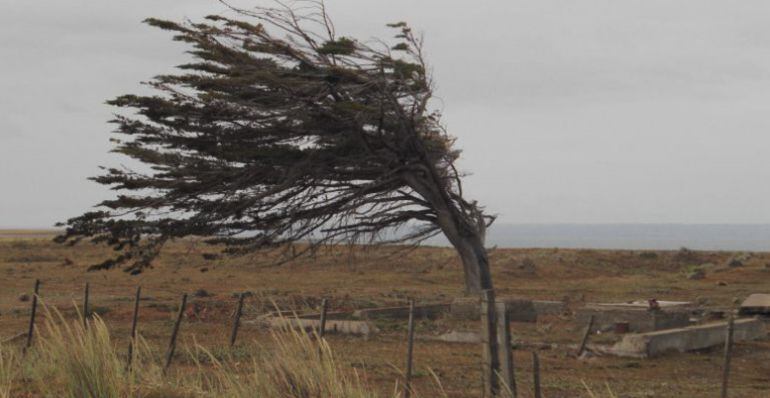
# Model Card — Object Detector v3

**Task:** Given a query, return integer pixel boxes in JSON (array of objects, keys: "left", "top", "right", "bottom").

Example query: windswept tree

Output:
[{"left": 58, "top": 2, "right": 496, "bottom": 294}]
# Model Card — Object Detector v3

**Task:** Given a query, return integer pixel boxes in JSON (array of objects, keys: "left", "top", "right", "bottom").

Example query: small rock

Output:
[
  {"left": 18, "top": 294, "right": 30, "bottom": 302},
  {"left": 695, "top": 296, "right": 709, "bottom": 306},
  {"left": 726, "top": 258, "right": 743, "bottom": 268},
  {"left": 518, "top": 257, "right": 536, "bottom": 273},
  {"left": 199, "top": 267, "right": 209, "bottom": 273},
  {"left": 193, "top": 288, "right": 212, "bottom": 298},
  {"left": 716, "top": 281, "right": 728, "bottom": 286},
  {"left": 687, "top": 269, "right": 705, "bottom": 280}
]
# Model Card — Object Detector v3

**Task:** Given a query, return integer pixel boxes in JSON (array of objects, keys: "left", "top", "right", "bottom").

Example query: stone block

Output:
[
  {"left": 739, "top": 294, "right": 770, "bottom": 316},
  {"left": 610, "top": 318, "right": 766, "bottom": 358},
  {"left": 576, "top": 305, "right": 690, "bottom": 333}
]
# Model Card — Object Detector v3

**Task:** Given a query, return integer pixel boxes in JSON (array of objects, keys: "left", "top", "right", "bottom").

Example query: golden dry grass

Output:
[{"left": 0, "top": 232, "right": 768, "bottom": 397}]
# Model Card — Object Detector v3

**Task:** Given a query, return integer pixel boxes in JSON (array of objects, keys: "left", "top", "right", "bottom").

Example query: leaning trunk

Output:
[
  {"left": 437, "top": 214, "right": 503, "bottom": 396},
  {"left": 452, "top": 233, "right": 493, "bottom": 294},
  {"left": 436, "top": 213, "right": 493, "bottom": 294}
]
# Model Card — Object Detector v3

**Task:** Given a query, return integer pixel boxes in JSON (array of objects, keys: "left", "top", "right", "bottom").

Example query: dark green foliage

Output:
[{"left": 57, "top": 2, "right": 489, "bottom": 274}]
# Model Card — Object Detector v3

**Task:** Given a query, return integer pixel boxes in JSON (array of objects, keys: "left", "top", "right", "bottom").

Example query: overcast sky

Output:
[{"left": 2, "top": 0, "right": 770, "bottom": 228}]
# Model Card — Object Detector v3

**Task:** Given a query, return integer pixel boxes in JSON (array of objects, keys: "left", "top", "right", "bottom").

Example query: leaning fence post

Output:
[
  {"left": 127, "top": 286, "right": 141, "bottom": 370},
  {"left": 721, "top": 315, "right": 735, "bottom": 398},
  {"left": 481, "top": 289, "right": 501, "bottom": 397},
  {"left": 495, "top": 302, "right": 516, "bottom": 397},
  {"left": 164, "top": 293, "right": 187, "bottom": 373},
  {"left": 24, "top": 279, "right": 41, "bottom": 352},
  {"left": 83, "top": 282, "right": 90, "bottom": 328},
  {"left": 577, "top": 315, "right": 595, "bottom": 357},
  {"left": 229, "top": 292, "right": 246, "bottom": 347},
  {"left": 318, "top": 298, "right": 328, "bottom": 339},
  {"left": 532, "top": 351, "right": 542, "bottom": 398},
  {"left": 404, "top": 299, "right": 416, "bottom": 398}
]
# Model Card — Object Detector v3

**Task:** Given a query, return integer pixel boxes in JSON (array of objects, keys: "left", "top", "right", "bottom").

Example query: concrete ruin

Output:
[
  {"left": 352, "top": 303, "right": 450, "bottom": 320},
  {"left": 431, "top": 330, "right": 481, "bottom": 344},
  {"left": 610, "top": 318, "right": 766, "bottom": 358},
  {"left": 577, "top": 303, "right": 691, "bottom": 333},
  {"left": 264, "top": 316, "right": 379, "bottom": 337},
  {"left": 450, "top": 297, "right": 537, "bottom": 322},
  {"left": 739, "top": 294, "right": 770, "bottom": 316},
  {"left": 532, "top": 300, "right": 567, "bottom": 315}
]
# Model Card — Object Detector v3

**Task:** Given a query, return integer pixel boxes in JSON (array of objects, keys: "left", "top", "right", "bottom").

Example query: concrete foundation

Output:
[
  {"left": 432, "top": 330, "right": 481, "bottom": 344},
  {"left": 576, "top": 305, "right": 690, "bottom": 333},
  {"left": 610, "top": 318, "right": 766, "bottom": 358},
  {"left": 450, "top": 297, "right": 537, "bottom": 322},
  {"left": 739, "top": 294, "right": 770, "bottom": 316},
  {"left": 352, "top": 303, "right": 450, "bottom": 320},
  {"left": 532, "top": 300, "right": 567, "bottom": 315},
  {"left": 265, "top": 316, "right": 379, "bottom": 337}
]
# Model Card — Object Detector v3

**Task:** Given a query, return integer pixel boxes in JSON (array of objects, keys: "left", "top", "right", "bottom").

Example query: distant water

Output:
[{"left": 429, "top": 224, "right": 770, "bottom": 252}]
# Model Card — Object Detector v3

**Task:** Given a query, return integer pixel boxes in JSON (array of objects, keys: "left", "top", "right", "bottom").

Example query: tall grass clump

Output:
[
  {"left": 2, "top": 304, "right": 401, "bottom": 397},
  {"left": 0, "top": 344, "right": 17, "bottom": 398},
  {"left": 194, "top": 326, "right": 377, "bottom": 398}
]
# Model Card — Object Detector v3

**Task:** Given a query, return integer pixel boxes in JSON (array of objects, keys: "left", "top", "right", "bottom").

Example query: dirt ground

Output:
[{"left": 1, "top": 230, "right": 768, "bottom": 397}]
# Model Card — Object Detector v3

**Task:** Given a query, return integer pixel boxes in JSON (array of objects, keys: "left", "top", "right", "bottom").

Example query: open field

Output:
[{"left": 0, "top": 230, "right": 769, "bottom": 397}]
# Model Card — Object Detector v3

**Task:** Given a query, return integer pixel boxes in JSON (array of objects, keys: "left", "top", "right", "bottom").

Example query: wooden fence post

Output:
[
  {"left": 404, "top": 299, "right": 416, "bottom": 398},
  {"left": 481, "top": 289, "right": 501, "bottom": 397},
  {"left": 721, "top": 315, "right": 735, "bottom": 398},
  {"left": 229, "top": 292, "right": 246, "bottom": 347},
  {"left": 318, "top": 298, "right": 328, "bottom": 339},
  {"left": 83, "top": 282, "right": 90, "bottom": 328},
  {"left": 164, "top": 293, "right": 187, "bottom": 373},
  {"left": 495, "top": 302, "right": 516, "bottom": 397},
  {"left": 24, "top": 279, "right": 41, "bottom": 352},
  {"left": 532, "top": 351, "right": 542, "bottom": 398},
  {"left": 577, "top": 315, "right": 595, "bottom": 357},
  {"left": 127, "top": 286, "right": 141, "bottom": 370}
]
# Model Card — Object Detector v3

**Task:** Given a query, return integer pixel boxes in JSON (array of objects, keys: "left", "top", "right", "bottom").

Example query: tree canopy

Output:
[{"left": 57, "top": 1, "right": 494, "bottom": 293}]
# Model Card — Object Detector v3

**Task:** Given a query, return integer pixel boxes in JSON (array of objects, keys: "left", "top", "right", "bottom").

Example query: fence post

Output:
[
  {"left": 318, "top": 298, "right": 328, "bottom": 339},
  {"left": 229, "top": 292, "right": 246, "bottom": 347},
  {"left": 721, "top": 315, "right": 735, "bottom": 398},
  {"left": 532, "top": 351, "right": 542, "bottom": 398},
  {"left": 404, "top": 299, "right": 416, "bottom": 398},
  {"left": 164, "top": 293, "right": 187, "bottom": 373},
  {"left": 495, "top": 302, "right": 516, "bottom": 397},
  {"left": 481, "top": 289, "right": 501, "bottom": 397},
  {"left": 127, "top": 286, "right": 141, "bottom": 370},
  {"left": 24, "top": 279, "right": 41, "bottom": 352},
  {"left": 577, "top": 315, "right": 595, "bottom": 357},
  {"left": 83, "top": 282, "right": 90, "bottom": 329}
]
